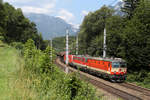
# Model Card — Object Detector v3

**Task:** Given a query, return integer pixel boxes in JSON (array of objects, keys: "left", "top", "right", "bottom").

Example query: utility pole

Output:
[
  {"left": 65, "top": 29, "right": 69, "bottom": 73},
  {"left": 76, "top": 32, "right": 79, "bottom": 55},
  {"left": 50, "top": 39, "right": 53, "bottom": 63},
  {"left": 103, "top": 28, "right": 106, "bottom": 58}
]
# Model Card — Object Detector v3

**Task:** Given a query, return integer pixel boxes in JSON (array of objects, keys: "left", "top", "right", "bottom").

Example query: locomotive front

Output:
[{"left": 110, "top": 59, "right": 127, "bottom": 82}]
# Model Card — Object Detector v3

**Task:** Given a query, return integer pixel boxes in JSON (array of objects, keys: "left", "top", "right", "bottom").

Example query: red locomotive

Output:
[{"left": 64, "top": 55, "right": 127, "bottom": 82}]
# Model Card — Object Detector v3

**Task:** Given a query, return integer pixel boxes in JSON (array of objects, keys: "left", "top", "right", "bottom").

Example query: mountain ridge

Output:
[
  {"left": 24, "top": 13, "right": 78, "bottom": 40},
  {"left": 109, "top": 1, "right": 124, "bottom": 16}
]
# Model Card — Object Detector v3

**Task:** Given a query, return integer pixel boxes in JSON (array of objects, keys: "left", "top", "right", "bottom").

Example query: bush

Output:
[
  {"left": 10, "top": 42, "right": 24, "bottom": 50},
  {"left": 22, "top": 39, "right": 99, "bottom": 100},
  {"left": 127, "top": 71, "right": 150, "bottom": 89}
]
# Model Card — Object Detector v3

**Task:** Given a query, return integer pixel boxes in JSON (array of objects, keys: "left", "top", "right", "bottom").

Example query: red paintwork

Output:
[{"left": 64, "top": 55, "right": 126, "bottom": 76}]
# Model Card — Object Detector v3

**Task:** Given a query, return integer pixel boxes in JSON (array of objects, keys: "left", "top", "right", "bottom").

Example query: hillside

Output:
[
  {"left": 0, "top": 45, "right": 25, "bottom": 99},
  {"left": 25, "top": 13, "right": 78, "bottom": 40},
  {"left": 109, "top": 1, "right": 124, "bottom": 16}
]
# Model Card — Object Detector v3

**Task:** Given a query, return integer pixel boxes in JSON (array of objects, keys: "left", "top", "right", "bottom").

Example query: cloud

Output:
[
  {"left": 4, "top": 0, "right": 33, "bottom": 3},
  {"left": 16, "top": 2, "right": 55, "bottom": 14},
  {"left": 44, "top": 3, "right": 55, "bottom": 9},
  {"left": 73, "top": 24, "right": 80, "bottom": 29},
  {"left": 119, "top": 0, "right": 123, "bottom": 1},
  {"left": 81, "top": 10, "right": 89, "bottom": 16},
  {"left": 19, "top": 6, "right": 53, "bottom": 14},
  {"left": 4, "top": 0, "right": 78, "bottom": 28},
  {"left": 57, "top": 9, "right": 75, "bottom": 23},
  {"left": 11, "top": 0, "right": 56, "bottom": 15}
]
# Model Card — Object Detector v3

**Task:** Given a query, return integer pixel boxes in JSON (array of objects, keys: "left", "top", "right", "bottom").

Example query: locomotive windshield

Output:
[
  {"left": 120, "top": 62, "right": 127, "bottom": 68},
  {"left": 112, "top": 62, "right": 126, "bottom": 68},
  {"left": 112, "top": 62, "right": 120, "bottom": 68}
]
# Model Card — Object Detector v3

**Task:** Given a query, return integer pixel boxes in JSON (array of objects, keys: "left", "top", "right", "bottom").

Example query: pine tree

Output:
[
  {"left": 121, "top": 0, "right": 150, "bottom": 71},
  {"left": 122, "top": 0, "right": 140, "bottom": 19}
]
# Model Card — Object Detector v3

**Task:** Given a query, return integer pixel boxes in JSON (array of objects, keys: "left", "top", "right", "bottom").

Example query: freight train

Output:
[{"left": 63, "top": 54, "right": 127, "bottom": 82}]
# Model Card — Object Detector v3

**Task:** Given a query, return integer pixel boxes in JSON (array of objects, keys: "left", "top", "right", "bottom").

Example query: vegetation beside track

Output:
[
  {"left": 0, "top": 44, "right": 25, "bottom": 99},
  {"left": 127, "top": 71, "right": 150, "bottom": 89},
  {"left": 0, "top": 40, "right": 100, "bottom": 100}
]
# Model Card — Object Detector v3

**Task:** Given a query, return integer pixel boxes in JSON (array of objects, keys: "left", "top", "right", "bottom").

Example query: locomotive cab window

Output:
[
  {"left": 120, "top": 62, "right": 127, "bottom": 68},
  {"left": 112, "top": 62, "right": 127, "bottom": 68},
  {"left": 112, "top": 62, "right": 120, "bottom": 68}
]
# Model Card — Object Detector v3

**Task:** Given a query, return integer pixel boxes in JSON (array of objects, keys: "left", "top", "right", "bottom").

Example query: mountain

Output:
[
  {"left": 109, "top": 1, "right": 124, "bottom": 16},
  {"left": 24, "top": 13, "right": 78, "bottom": 40}
]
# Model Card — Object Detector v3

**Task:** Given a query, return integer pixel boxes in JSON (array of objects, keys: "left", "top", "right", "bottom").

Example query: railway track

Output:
[
  {"left": 55, "top": 57, "right": 150, "bottom": 100},
  {"left": 119, "top": 83, "right": 150, "bottom": 96}
]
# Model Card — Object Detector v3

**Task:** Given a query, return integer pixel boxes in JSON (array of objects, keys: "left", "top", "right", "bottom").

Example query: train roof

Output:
[{"left": 73, "top": 55, "right": 126, "bottom": 62}]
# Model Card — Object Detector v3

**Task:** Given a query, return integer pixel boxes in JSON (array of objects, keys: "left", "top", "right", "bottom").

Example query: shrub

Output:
[
  {"left": 22, "top": 39, "right": 99, "bottom": 100},
  {"left": 10, "top": 42, "right": 24, "bottom": 50}
]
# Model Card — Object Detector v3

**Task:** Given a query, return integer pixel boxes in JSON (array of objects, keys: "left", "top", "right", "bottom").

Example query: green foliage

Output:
[
  {"left": 24, "top": 39, "right": 36, "bottom": 59},
  {"left": 10, "top": 42, "right": 24, "bottom": 55},
  {"left": 53, "top": 36, "right": 76, "bottom": 54},
  {"left": 121, "top": 0, "right": 150, "bottom": 70},
  {"left": 0, "top": 2, "right": 47, "bottom": 49},
  {"left": 10, "top": 42, "right": 24, "bottom": 50},
  {"left": 22, "top": 39, "right": 99, "bottom": 100},
  {"left": 79, "top": 0, "right": 150, "bottom": 71},
  {"left": 79, "top": 0, "right": 150, "bottom": 88},
  {"left": 0, "top": 46, "right": 26, "bottom": 99},
  {"left": 122, "top": 0, "right": 140, "bottom": 19},
  {"left": 106, "top": 16, "right": 125, "bottom": 57},
  {"left": 127, "top": 70, "right": 150, "bottom": 89},
  {"left": 0, "top": 32, "right": 4, "bottom": 41},
  {"left": 79, "top": 6, "right": 114, "bottom": 55}
]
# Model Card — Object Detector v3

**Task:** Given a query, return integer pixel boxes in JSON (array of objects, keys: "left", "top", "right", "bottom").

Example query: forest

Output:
[
  {"left": 0, "top": 0, "right": 48, "bottom": 50},
  {"left": 78, "top": 0, "right": 150, "bottom": 87},
  {"left": 79, "top": 0, "right": 150, "bottom": 71}
]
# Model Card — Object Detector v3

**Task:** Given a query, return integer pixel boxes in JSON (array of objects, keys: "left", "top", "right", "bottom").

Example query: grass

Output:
[
  {"left": 0, "top": 46, "right": 22, "bottom": 99},
  {"left": 0, "top": 45, "right": 99, "bottom": 100},
  {"left": 0, "top": 45, "right": 37, "bottom": 100}
]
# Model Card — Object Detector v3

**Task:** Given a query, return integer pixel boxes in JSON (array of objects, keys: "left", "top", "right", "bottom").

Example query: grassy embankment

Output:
[
  {"left": 0, "top": 42, "right": 100, "bottom": 100},
  {"left": 0, "top": 45, "right": 27, "bottom": 99}
]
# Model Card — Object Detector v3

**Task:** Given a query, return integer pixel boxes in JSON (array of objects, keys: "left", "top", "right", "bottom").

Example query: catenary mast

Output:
[
  {"left": 65, "top": 29, "right": 69, "bottom": 73},
  {"left": 51, "top": 39, "right": 53, "bottom": 63},
  {"left": 103, "top": 28, "right": 106, "bottom": 58},
  {"left": 76, "top": 32, "right": 79, "bottom": 55}
]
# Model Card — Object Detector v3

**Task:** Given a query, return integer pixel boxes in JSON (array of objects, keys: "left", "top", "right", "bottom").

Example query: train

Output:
[{"left": 62, "top": 54, "right": 127, "bottom": 82}]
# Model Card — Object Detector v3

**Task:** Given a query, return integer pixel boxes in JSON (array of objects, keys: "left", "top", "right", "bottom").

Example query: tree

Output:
[
  {"left": 0, "top": 2, "right": 46, "bottom": 48},
  {"left": 106, "top": 16, "right": 125, "bottom": 57},
  {"left": 121, "top": 0, "right": 150, "bottom": 71},
  {"left": 79, "top": 6, "right": 114, "bottom": 55},
  {"left": 0, "top": 0, "right": 5, "bottom": 36},
  {"left": 122, "top": 0, "right": 140, "bottom": 19},
  {"left": 0, "top": 31, "right": 4, "bottom": 41},
  {"left": 79, "top": 0, "right": 150, "bottom": 71}
]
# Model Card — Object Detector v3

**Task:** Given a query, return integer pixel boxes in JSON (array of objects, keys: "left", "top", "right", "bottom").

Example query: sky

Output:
[{"left": 3, "top": 0, "right": 122, "bottom": 28}]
